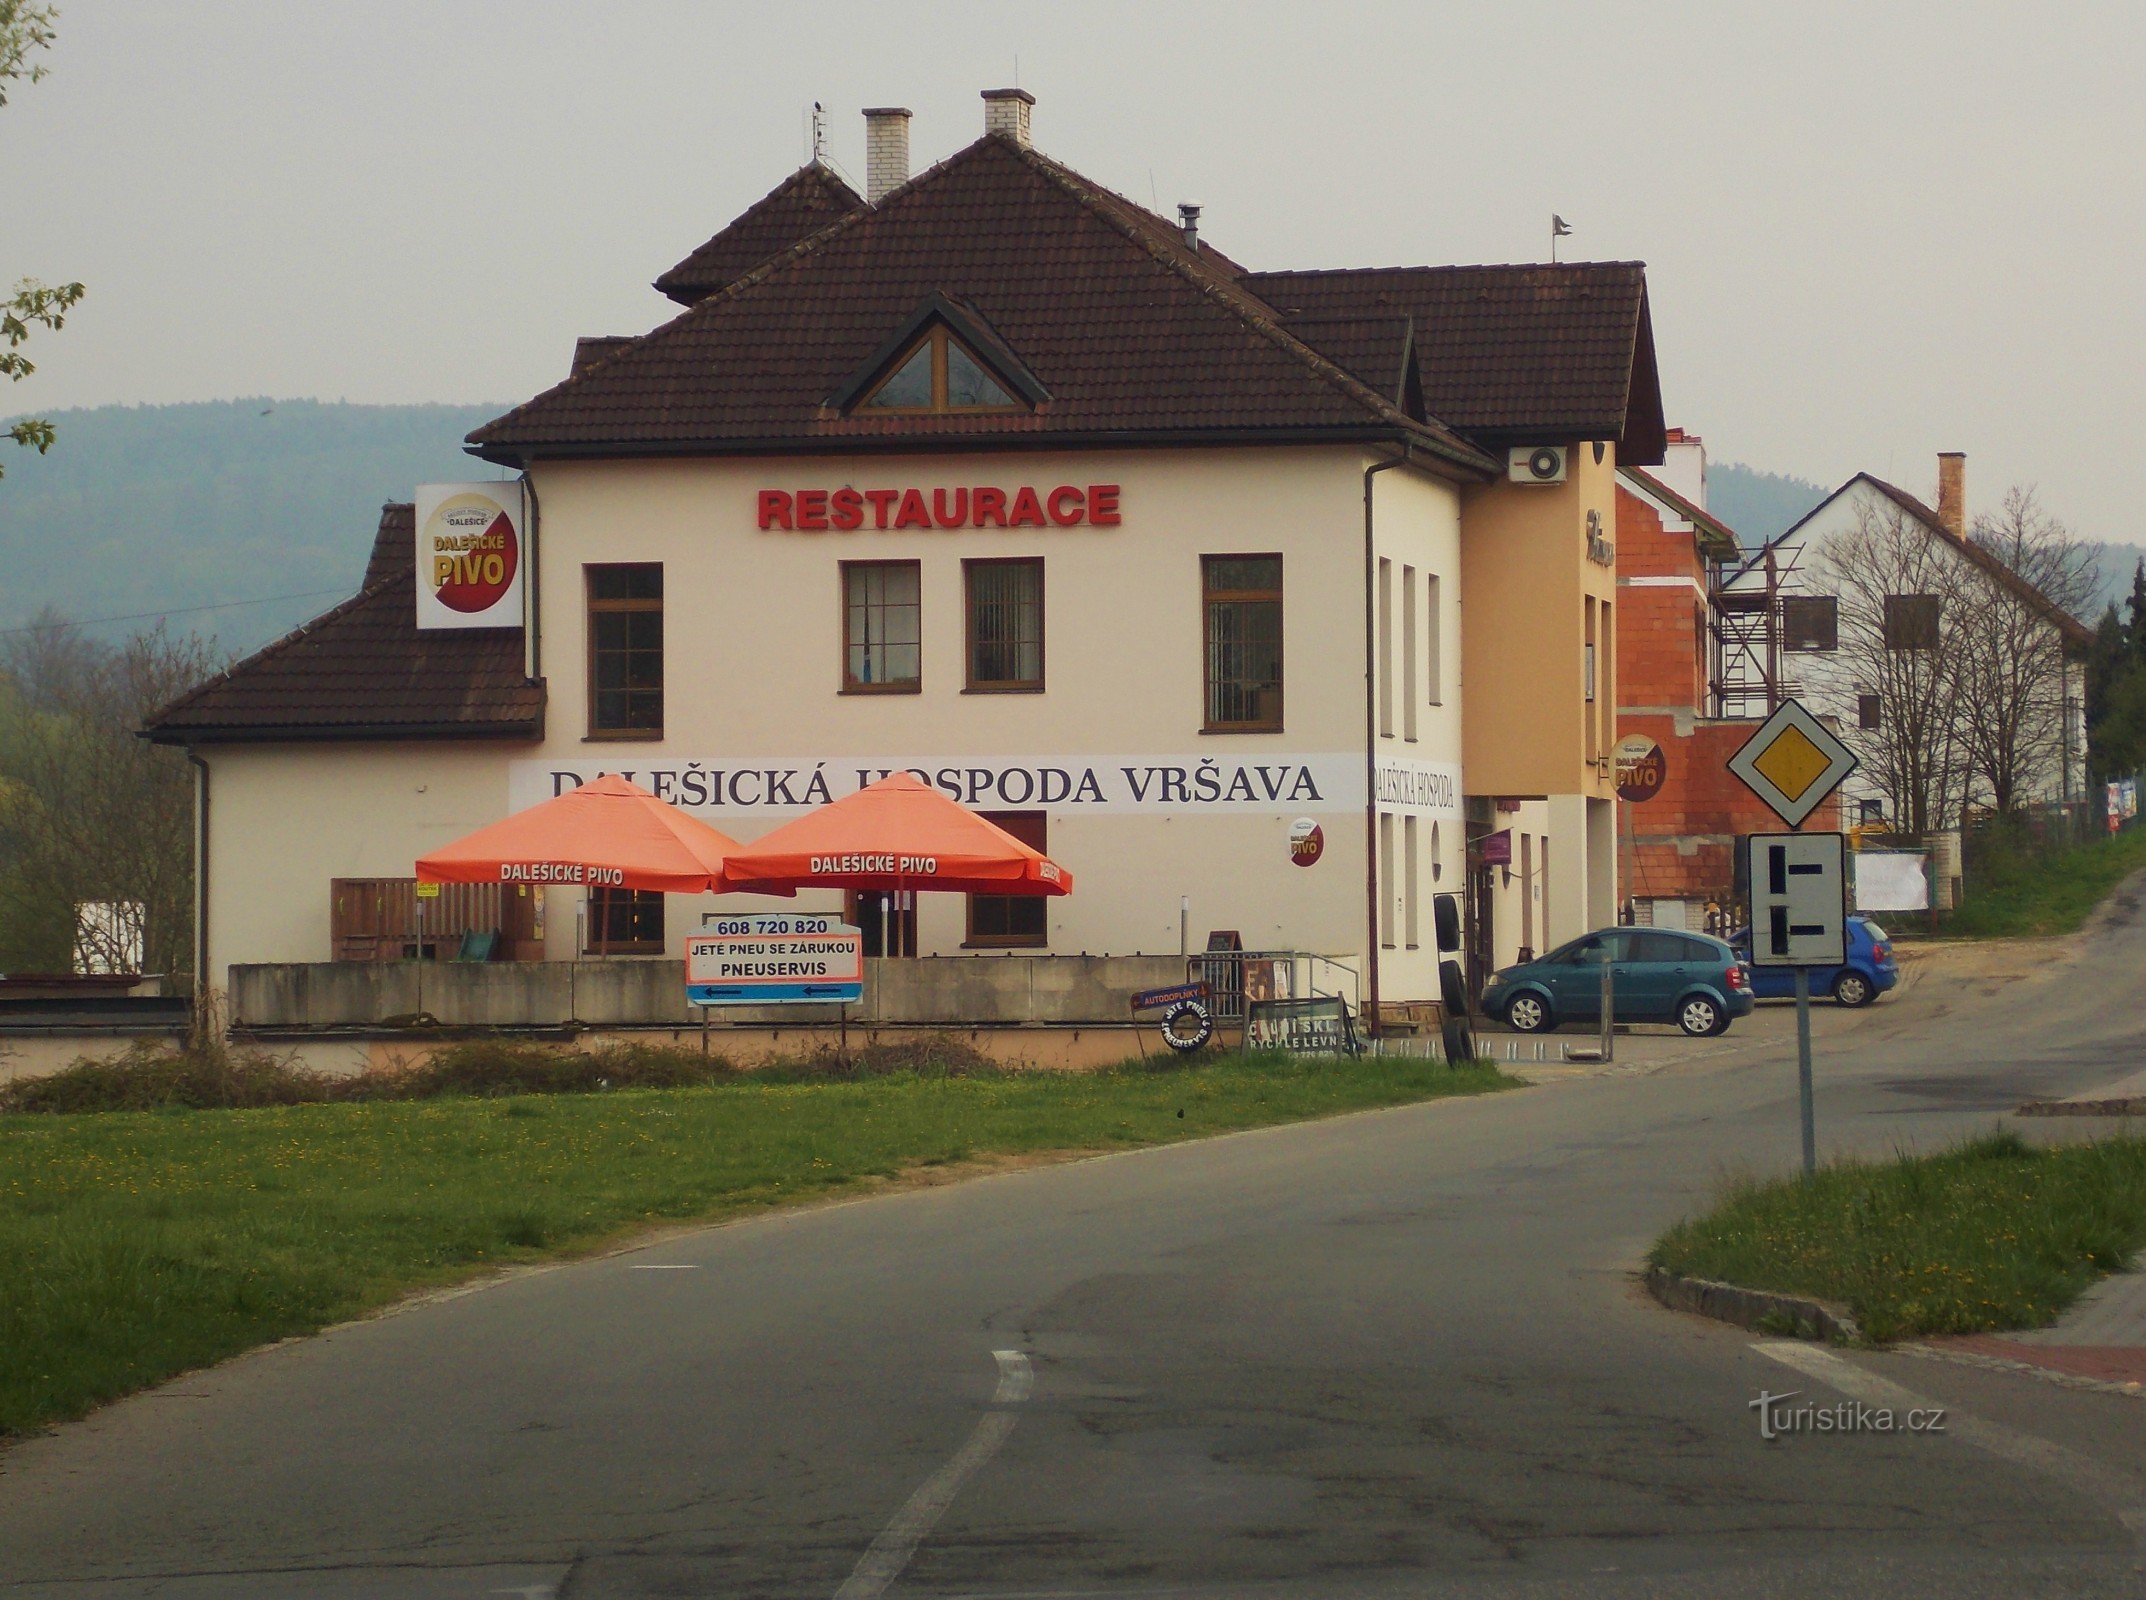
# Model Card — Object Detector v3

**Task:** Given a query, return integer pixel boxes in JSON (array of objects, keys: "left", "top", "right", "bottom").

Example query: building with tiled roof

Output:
[
  {"left": 1719, "top": 452, "right": 2091, "bottom": 836},
  {"left": 149, "top": 90, "right": 1677, "bottom": 1025}
]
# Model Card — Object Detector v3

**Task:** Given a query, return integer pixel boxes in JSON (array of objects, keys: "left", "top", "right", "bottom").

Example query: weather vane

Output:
[{"left": 1551, "top": 214, "right": 1572, "bottom": 264}]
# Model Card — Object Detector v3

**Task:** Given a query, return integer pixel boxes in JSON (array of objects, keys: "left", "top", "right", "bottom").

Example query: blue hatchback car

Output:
[
  {"left": 1482, "top": 928, "right": 1755, "bottom": 1037},
  {"left": 1727, "top": 914, "right": 1899, "bottom": 1007}
]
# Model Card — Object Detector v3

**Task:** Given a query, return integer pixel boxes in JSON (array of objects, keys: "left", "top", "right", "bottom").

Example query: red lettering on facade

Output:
[
  {"left": 894, "top": 488, "right": 933, "bottom": 528},
  {"left": 971, "top": 487, "right": 1009, "bottom": 527},
  {"left": 1047, "top": 485, "right": 1085, "bottom": 525},
  {"left": 1008, "top": 486, "right": 1047, "bottom": 527},
  {"left": 758, "top": 485, "right": 1124, "bottom": 530}
]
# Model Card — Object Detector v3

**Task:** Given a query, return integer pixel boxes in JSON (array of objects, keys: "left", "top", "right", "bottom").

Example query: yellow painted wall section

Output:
[{"left": 1458, "top": 447, "right": 1619, "bottom": 801}]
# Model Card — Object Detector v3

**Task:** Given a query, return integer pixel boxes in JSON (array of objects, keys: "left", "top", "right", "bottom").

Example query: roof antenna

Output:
[{"left": 811, "top": 101, "right": 826, "bottom": 164}]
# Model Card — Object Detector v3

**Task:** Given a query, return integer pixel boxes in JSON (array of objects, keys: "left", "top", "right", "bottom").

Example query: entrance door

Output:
[
  {"left": 852, "top": 890, "right": 917, "bottom": 958},
  {"left": 1465, "top": 857, "right": 1495, "bottom": 1010}
]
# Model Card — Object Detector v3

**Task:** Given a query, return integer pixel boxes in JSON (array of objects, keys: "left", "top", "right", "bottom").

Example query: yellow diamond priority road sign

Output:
[{"left": 1727, "top": 698, "right": 1858, "bottom": 829}]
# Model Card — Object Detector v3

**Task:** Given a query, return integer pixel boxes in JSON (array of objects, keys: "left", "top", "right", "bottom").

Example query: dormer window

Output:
[
  {"left": 860, "top": 326, "right": 1024, "bottom": 413},
  {"left": 829, "top": 293, "right": 1049, "bottom": 418}
]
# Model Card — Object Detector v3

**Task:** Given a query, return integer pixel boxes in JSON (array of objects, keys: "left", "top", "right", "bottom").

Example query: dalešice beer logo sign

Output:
[{"left": 415, "top": 483, "right": 525, "bottom": 630}]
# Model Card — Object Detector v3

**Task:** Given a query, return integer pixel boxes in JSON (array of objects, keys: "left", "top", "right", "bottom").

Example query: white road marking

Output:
[
  {"left": 833, "top": 1350, "right": 1034, "bottom": 1599},
  {"left": 627, "top": 1263, "right": 701, "bottom": 1270},
  {"left": 1755, "top": 1340, "right": 2146, "bottom": 1545}
]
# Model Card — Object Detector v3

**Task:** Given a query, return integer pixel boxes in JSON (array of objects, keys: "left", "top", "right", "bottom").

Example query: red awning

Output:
[
  {"left": 721, "top": 772, "right": 1073, "bottom": 896},
  {"left": 417, "top": 774, "right": 772, "bottom": 894}
]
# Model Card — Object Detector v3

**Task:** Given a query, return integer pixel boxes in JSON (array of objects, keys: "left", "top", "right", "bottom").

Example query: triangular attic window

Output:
[{"left": 858, "top": 325, "right": 1028, "bottom": 414}]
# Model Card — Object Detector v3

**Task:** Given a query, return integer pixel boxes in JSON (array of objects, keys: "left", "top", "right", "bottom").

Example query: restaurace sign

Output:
[
  {"left": 509, "top": 754, "right": 1464, "bottom": 820},
  {"left": 756, "top": 484, "right": 1122, "bottom": 530}
]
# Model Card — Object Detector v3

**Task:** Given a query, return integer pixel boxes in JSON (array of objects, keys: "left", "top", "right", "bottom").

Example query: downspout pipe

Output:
[
  {"left": 185, "top": 749, "right": 210, "bottom": 1041},
  {"left": 1362, "top": 450, "right": 1412, "bottom": 1039},
  {"left": 519, "top": 462, "right": 542, "bottom": 683}
]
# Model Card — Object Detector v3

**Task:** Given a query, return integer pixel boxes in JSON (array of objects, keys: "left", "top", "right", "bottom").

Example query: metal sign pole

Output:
[
  {"left": 1599, "top": 957, "right": 1613, "bottom": 1063},
  {"left": 1795, "top": 967, "right": 1816, "bottom": 1174}
]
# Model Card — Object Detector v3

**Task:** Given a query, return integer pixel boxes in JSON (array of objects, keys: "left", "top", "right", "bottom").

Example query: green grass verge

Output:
[
  {"left": 1651, "top": 1130, "right": 2146, "bottom": 1342},
  {"left": 1929, "top": 824, "right": 2146, "bottom": 938},
  {"left": 0, "top": 1052, "right": 1513, "bottom": 1436}
]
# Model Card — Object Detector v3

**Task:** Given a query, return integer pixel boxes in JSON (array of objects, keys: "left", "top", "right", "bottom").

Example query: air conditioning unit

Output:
[{"left": 1508, "top": 445, "right": 1567, "bottom": 485}]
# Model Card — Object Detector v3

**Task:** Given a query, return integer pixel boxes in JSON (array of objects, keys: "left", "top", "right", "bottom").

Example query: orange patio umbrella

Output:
[
  {"left": 417, "top": 774, "right": 770, "bottom": 894},
  {"left": 720, "top": 772, "right": 1074, "bottom": 897}
]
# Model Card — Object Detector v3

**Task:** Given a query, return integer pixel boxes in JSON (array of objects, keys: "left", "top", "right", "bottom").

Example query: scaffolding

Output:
[{"left": 1709, "top": 537, "right": 1812, "bottom": 719}]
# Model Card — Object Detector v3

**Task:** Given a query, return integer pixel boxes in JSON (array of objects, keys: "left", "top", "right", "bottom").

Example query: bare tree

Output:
[
  {"left": 0, "top": 614, "right": 223, "bottom": 979},
  {"left": 1821, "top": 501, "right": 1970, "bottom": 835},
  {"left": 1955, "top": 487, "right": 2095, "bottom": 814}
]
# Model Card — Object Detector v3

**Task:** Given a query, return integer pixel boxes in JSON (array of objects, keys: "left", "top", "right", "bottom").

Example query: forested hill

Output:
[
  {"left": 1706, "top": 461, "right": 1828, "bottom": 548},
  {"left": 0, "top": 400, "right": 507, "bottom": 652}
]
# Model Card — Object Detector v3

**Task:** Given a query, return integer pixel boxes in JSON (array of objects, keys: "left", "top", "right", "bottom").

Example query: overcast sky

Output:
[{"left": 8, "top": 1, "right": 2144, "bottom": 539}]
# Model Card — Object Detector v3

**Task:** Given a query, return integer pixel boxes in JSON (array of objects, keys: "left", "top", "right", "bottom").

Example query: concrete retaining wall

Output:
[{"left": 229, "top": 955, "right": 1190, "bottom": 1032}]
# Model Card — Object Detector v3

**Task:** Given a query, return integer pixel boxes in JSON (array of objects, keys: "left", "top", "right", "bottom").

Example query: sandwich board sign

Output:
[
  {"left": 1745, "top": 832, "right": 1848, "bottom": 967},
  {"left": 687, "top": 914, "right": 863, "bottom": 1005},
  {"left": 1726, "top": 698, "right": 1858, "bottom": 829}
]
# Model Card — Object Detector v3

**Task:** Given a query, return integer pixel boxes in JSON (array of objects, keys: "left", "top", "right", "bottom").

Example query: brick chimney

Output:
[
  {"left": 982, "top": 87, "right": 1034, "bottom": 147},
  {"left": 863, "top": 107, "right": 911, "bottom": 203},
  {"left": 1936, "top": 451, "right": 1966, "bottom": 537}
]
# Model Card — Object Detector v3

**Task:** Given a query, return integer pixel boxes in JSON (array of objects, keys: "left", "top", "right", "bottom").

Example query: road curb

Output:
[
  {"left": 1643, "top": 1264, "right": 1861, "bottom": 1343},
  {"left": 2016, "top": 1098, "right": 2146, "bottom": 1118}
]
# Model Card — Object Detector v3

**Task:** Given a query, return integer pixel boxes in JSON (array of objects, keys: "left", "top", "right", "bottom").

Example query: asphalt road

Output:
[{"left": 4, "top": 895, "right": 2144, "bottom": 1599}]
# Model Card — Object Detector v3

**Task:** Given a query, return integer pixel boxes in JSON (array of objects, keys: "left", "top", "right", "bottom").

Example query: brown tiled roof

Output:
[
  {"left": 571, "top": 336, "right": 636, "bottom": 377},
  {"left": 1852, "top": 475, "right": 2095, "bottom": 649},
  {"left": 469, "top": 136, "right": 1497, "bottom": 475},
  {"left": 653, "top": 162, "right": 865, "bottom": 305},
  {"left": 1242, "top": 264, "right": 1666, "bottom": 465},
  {"left": 1280, "top": 314, "right": 1417, "bottom": 409},
  {"left": 143, "top": 504, "right": 546, "bottom": 744}
]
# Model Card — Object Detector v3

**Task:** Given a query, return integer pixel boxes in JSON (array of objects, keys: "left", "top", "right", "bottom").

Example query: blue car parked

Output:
[
  {"left": 1482, "top": 928, "right": 1755, "bottom": 1037},
  {"left": 1727, "top": 914, "right": 1898, "bottom": 1007}
]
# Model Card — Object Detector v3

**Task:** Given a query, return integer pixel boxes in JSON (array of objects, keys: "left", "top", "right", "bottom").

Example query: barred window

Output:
[
  {"left": 965, "top": 559, "right": 1043, "bottom": 690},
  {"left": 587, "top": 564, "right": 663, "bottom": 736},
  {"left": 1203, "top": 554, "right": 1283, "bottom": 731},
  {"left": 843, "top": 561, "right": 921, "bottom": 691}
]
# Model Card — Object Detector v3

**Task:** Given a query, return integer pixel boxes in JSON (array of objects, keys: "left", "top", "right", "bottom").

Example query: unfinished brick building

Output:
[{"left": 1614, "top": 430, "right": 1839, "bottom": 932}]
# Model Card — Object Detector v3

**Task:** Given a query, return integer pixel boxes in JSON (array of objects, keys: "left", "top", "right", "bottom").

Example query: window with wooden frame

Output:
[
  {"left": 1883, "top": 593, "right": 1941, "bottom": 650},
  {"left": 967, "top": 812, "right": 1048, "bottom": 947},
  {"left": 1782, "top": 594, "right": 1839, "bottom": 652},
  {"left": 858, "top": 326, "right": 1025, "bottom": 414},
  {"left": 843, "top": 560, "right": 921, "bottom": 692},
  {"left": 1202, "top": 554, "right": 1283, "bottom": 731},
  {"left": 586, "top": 564, "right": 663, "bottom": 737},
  {"left": 584, "top": 887, "right": 664, "bottom": 954},
  {"left": 964, "top": 558, "right": 1043, "bottom": 691}
]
